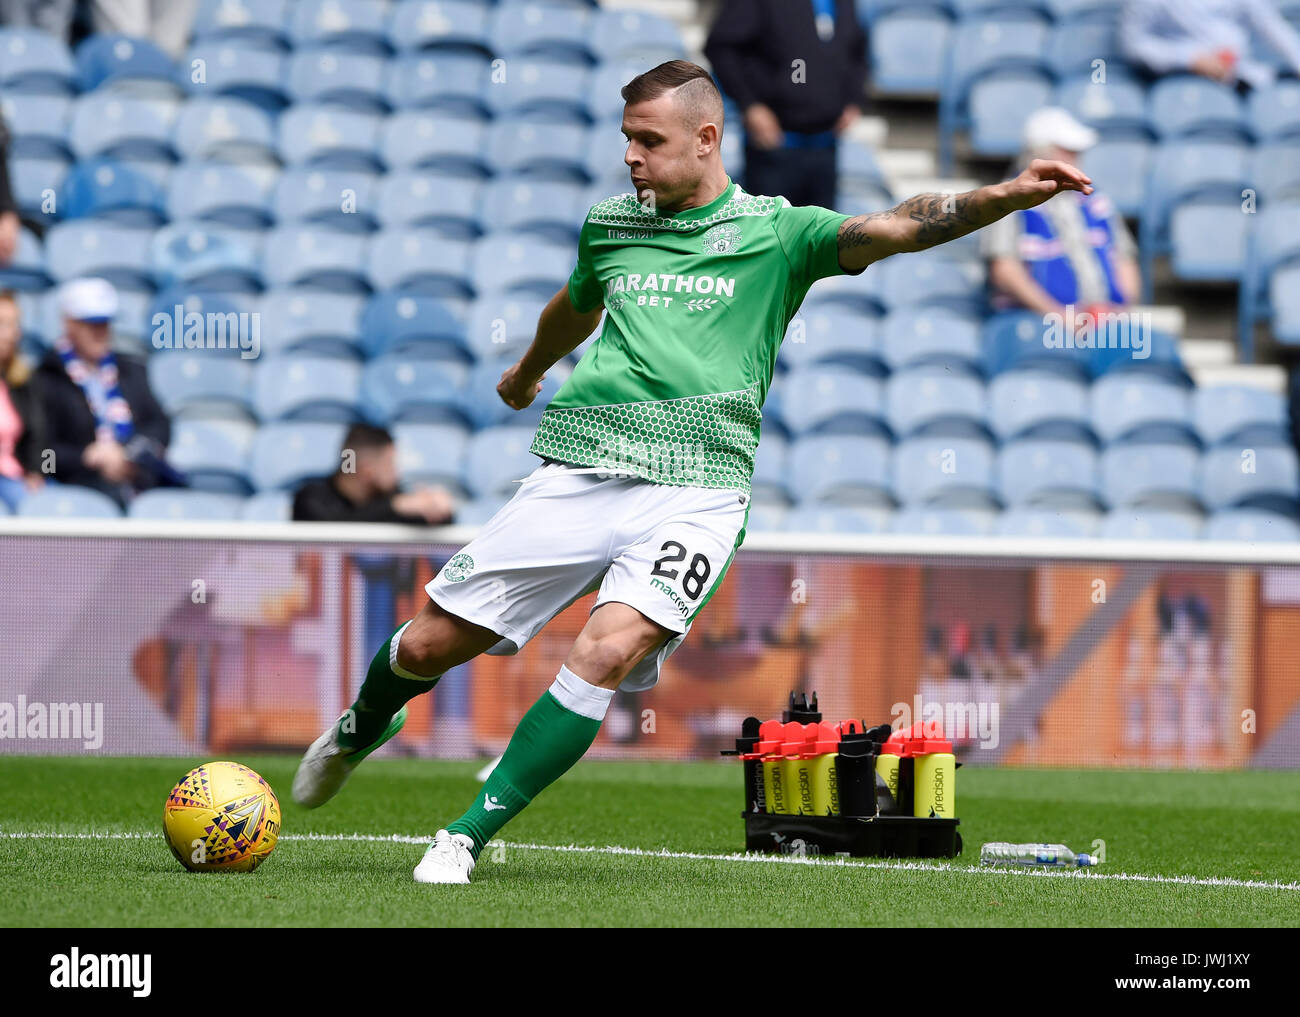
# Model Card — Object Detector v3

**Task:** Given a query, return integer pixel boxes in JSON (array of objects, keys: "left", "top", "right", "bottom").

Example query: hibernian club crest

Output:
[
  {"left": 441, "top": 553, "right": 475, "bottom": 583},
  {"left": 701, "top": 223, "right": 742, "bottom": 255}
]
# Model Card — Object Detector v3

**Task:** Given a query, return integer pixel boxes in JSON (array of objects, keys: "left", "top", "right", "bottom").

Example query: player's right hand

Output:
[{"left": 497, "top": 362, "right": 544, "bottom": 410}]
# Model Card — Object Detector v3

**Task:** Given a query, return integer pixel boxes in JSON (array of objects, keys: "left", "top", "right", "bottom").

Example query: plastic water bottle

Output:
[{"left": 979, "top": 842, "right": 1098, "bottom": 867}]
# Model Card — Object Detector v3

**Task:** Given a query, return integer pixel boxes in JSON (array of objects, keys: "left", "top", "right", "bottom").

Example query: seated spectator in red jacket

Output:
[
  {"left": 0, "top": 289, "right": 47, "bottom": 511},
  {"left": 36, "top": 277, "right": 172, "bottom": 505},
  {"left": 293, "top": 423, "right": 455, "bottom": 525}
]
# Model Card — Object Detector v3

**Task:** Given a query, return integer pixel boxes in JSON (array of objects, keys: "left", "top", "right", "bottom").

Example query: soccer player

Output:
[{"left": 293, "top": 60, "right": 1092, "bottom": 883}]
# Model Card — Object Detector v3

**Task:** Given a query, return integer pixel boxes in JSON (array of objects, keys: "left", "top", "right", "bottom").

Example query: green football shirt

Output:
[{"left": 528, "top": 177, "right": 865, "bottom": 493}]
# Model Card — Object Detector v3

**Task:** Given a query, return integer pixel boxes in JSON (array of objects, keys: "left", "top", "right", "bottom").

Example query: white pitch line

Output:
[{"left": 5, "top": 829, "right": 1299, "bottom": 893}]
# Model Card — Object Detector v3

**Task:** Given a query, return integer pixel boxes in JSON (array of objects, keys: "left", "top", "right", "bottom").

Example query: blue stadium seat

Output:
[
  {"left": 169, "top": 418, "right": 256, "bottom": 493},
  {"left": 968, "top": 70, "right": 1055, "bottom": 157},
  {"left": 787, "top": 434, "right": 893, "bottom": 505},
  {"left": 18, "top": 486, "right": 122, "bottom": 518},
  {"left": 1100, "top": 441, "right": 1201, "bottom": 508},
  {"left": 387, "top": 0, "right": 490, "bottom": 52},
  {"left": 172, "top": 98, "right": 276, "bottom": 164},
  {"left": 1083, "top": 321, "right": 1186, "bottom": 384},
  {"left": 249, "top": 422, "right": 346, "bottom": 490},
  {"left": 997, "top": 437, "right": 1100, "bottom": 506},
  {"left": 1147, "top": 75, "right": 1247, "bottom": 140},
  {"left": 68, "top": 93, "right": 175, "bottom": 163},
  {"left": 464, "top": 292, "right": 547, "bottom": 362},
  {"left": 751, "top": 433, "right": 789, "bottom": 505},
  {"left": 1, "top": 94, "right": 72, "bottom": 159},
  {"left": 1044, "top": 0, "right": 1123, "bottom": 15},
  {"left": 871, "top": 9, "right": 952, "bottom": 94},
  {"left": 588, "top": 59, "right": 661, "bottom": 122},
  {"left": 482, "top": 57, "right": 590, "bottom": 124},
  {"left": 378, "top": 112, "right": 487, "bottom": 174},
  {"left": 192, "top": 0, "right": 291, "bottom": 49},
  {"left": 1271, "top": 262, "right": 1300, "bottom": 344},
  {"left": 151, "top": 224, "right": 261, "bottom": 292},
  {"left": 470, "top": 234, "right": 573, "bottom": 296},
  {"left": 1200, "top": 443, "right": 1300, "bottom": 512},
  {"left": 254, "top": 356, "right": 363, "bottom": 424},
  {"left": 183, "top": 42, "right": 288, "bottom": 111},
  {"left": 61, "top": 159, "right": 165, "bottom": 226},
  {"left": 784, "top": 505, "right": 891, "bottom": 534},
  {"left": 1248, "top": 79, "right": 1300, "bottom": 141},
  {"left": 368, "top": 230, "right": 473, "bottom": 296},
  {"left": 890, "top": 505, "right": 997, "bottom": 537},
  {"left": 1090, "top": 374, "right": 1192, "bottom": 443},
  {"left": 241, "top": 490, "right": 293, "bottom": 521},
  {"left": 361, "top": 355, "right": 469, "bottom": 425},
  {"left": 0, "top": 226, "right": 49, "bottom": 291},
  {"left": 881, "top": 309, "right": 982, "bottom": 374},
  {"left": 1203, "top": 508, "right": 1300, "bottom": 542},
  {"left": 1081, "top": 137, "right": 1153, "bottom": 217},
  {"left": 873, "top": 252, "right": 983, "bottom": 314},
  {"left": 277, "top": 105, "right": 383, "bottom": 171},
  {"left": 74, "top": 34, "right": 177, "bottom": 94},
  {"left": 167, "top": 161, "right": 273, "bottom": 227},
  {"left": 262, "top": 226, "right": 369, "bottom": 292},
  {"left": 376, "top": 172, "right": 482, "bottom": 236},
  {"left": 485, "top": 120, "right": 590, "bottom": 182},
  {"left": 44, "top": 221, "right": 153, "bottom": 290},
  {"left": 745, "top": 503, "right": 789, "bottom": 532},
  {"left": 778, "top": 307, "right": 884, "bottom": 376},
  {"left": 1170, "top": 199, "right": 1250, "bottom": 282},
  {"left": 590, "top": 9, "right": 684, "bottom": 65},
  {"left": 479, "top": 178, "right": 585, "bottom": 241},
  {"left": 1252, "top": 141, "right": 1300, "bottom": 204},
  {"left": 1054, "top": 74, "right": 1147, "bottom": 136},
  {"left": 9, "top": 155, "right": 68, "bottom": 224},
  {"left": 1045, "top": 12, "right": 1123, "bottom": 76},
  {"left": 128, "top": 490, "right": 244, "bottom": 521},
  {"left": 778, "top": 367, "right": 886, "bottom": 437},
  {"left": 394, "top": 422, "right": 471, "bottom": 493},
  {"left": 886, "top": 367, "right": 986, "bottom": 437},
  {"left": 892, "top": 434, "right": 997, "bottom": 504},
  {"left": 987, "top": 369, "right": 1091, "bottom": 439},
  {"left": 288, "top": 0, "right": 390, "bottom": 55},
  {"left": 147, "top": 354, "right": 255, "bottom": 418},
  {"left": 1100, "top": 509, "right": 1203, "bottom": 541},
  {"left": 384, "top": 52, "right": 493, "bottom": 116},
  {"left": 361, "top": 292, "right": 470, "bottom": 361},
  {"left": 285, "top": 48, "right": 388, "bottom": 112},
  {"left": 489, "top": 3, "right": 593, "bottom": 62},
  {"left": 995, "top": 508, "right": 1100, "bottom": 538},
  {"left": 273, "top": 167, "right": 379, "bottom": 232},
  {"left": 455, "top": 496, "right": 510, "bottom": 525},
  {"left": 0, "top": 28, "right": 75, "bottom": 94},
  {"left": 1194, "top": 385, "right": 1289, "bottom": 447},
  {"left": 464, "top": 426, "right": 542, "bottom": 498},
  {"left": 257, "top": 289, "right": 366, "bottom": 358}
]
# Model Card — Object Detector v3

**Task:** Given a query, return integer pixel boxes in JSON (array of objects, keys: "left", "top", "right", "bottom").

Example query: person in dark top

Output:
[
  {"left": 36, "top": 277, "right": 172, "bottom": 505},
  {"left": 704, "top": 0, "right": 869, "bottom": 209},
  {"left": 0, "top": 288, "right": 47, "bottom": 510},
  {"left": 0, "top": 112, "right": 21, "bottom": 264},
  {"left": 293, "top": 423, "right": 455, "bottom": 525}
]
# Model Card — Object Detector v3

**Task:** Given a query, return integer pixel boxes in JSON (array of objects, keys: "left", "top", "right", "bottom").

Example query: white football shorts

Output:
[{"left": 426, "top": 459, "right": 751, "bottom": 692}]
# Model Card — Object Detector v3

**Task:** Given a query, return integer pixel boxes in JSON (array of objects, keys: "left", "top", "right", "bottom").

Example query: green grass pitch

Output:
[{"left": 2, "top": 757, "right": 1297, "bottom": 927}]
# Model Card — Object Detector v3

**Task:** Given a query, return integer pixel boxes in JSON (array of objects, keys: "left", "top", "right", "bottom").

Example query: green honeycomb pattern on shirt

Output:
[
  {"left": 530, "top": 386, "right": 763, "bottom": 491},
  {"left": 586, "top": 191, "right": 787, "bottom": 233}
]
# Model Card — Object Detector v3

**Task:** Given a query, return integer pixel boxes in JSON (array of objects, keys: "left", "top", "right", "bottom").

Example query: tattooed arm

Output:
[{"left": 836, "top": 159, "right": 1094, "bottom": 272}]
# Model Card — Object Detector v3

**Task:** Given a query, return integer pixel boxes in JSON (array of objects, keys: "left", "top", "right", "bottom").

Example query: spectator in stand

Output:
[
  {"left": 88, "top": 0, "right": 198, "bottom": 60},
  {"left": 1122, "top": 0, "right": 1300, "bottom": 90},
  {"left": 36, "top": 277, "right": 172, "bottom": 504},
  {"left": 0, "top": 112, "right": 20, "bottom": 267},
  {"left": 293, "top": 423, "right": 456, "bottom": 525},
  {"left": 0, "top": 289, "right": 46, "bottom": 511},
  {"left": 982, "top": 108, "right": 1141, "bottom": 317},
  {"left": 704, "top": 0, "right": 868, "bottom": 208},
  {"left": 0, "top": 0, "right": 74, "bottom": 39}
]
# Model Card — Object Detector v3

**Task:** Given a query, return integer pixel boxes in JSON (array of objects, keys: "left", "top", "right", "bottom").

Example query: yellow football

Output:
[{"left": 163, "top": 761, "right": 281, "bottom": 873}]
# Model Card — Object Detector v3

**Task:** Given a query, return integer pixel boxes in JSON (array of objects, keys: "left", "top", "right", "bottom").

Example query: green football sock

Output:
[
  {"left": 447, "top": 665, "right": 614, "bottom": 858},
  {"left": 338, "top": 621, "right": 441, "bottom": 751}
]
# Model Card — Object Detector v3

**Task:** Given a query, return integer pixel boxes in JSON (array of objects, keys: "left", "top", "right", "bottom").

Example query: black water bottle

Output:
[{"left": 836, "top": 730, "right": 877, "bottom": 818}]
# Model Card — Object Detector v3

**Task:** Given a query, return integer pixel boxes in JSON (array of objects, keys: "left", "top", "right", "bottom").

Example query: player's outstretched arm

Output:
[
  {"left": 498, "top": 287, "right": 604, "bottom": 410},
  {"left": 836, "top": 159, "right": 1093, "bottom": 272}
]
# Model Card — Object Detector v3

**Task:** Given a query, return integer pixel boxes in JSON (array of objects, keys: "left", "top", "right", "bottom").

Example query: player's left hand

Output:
[
  {"left": 497, "top": 361, "right": 544, "bottom": 410},
  {"left": 1004, "top": 159, "right": 1092, "bottom": 211}
]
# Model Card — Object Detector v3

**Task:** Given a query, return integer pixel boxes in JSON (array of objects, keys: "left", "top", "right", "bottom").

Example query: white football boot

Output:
[
  {"left": 413, "top": 829, "right": 477, "bottom": 884},
  {"left": 292, "top": 707, "right": 407, "bottom": 809}
]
